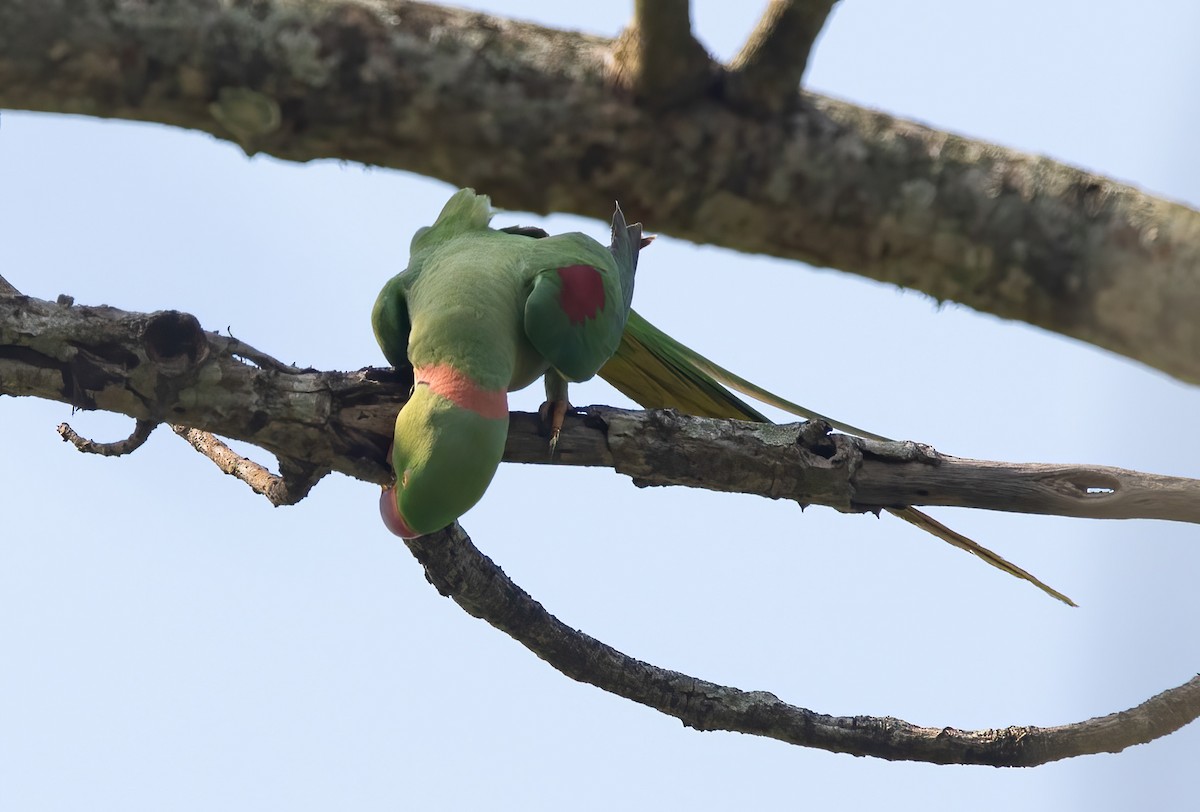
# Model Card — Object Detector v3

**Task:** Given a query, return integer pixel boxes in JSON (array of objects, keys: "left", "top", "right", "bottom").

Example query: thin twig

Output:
[
  {"left": 216, "top": 333, "right": 305, "bottom": 374},
  {"left": 171, "top": 425, "right": 325, "bottom": 506},
  {"left": 405, "top": 521, "right": 1200, "bottom": 765},
  {"left": 609, "top": 0, "right": 714, "bottom": 106},
  {"left": 726, "top": 0, "right": 838, "bottom": 113},
  {"left": 57, "top": 419, "right": 157, "bottom": 456}
]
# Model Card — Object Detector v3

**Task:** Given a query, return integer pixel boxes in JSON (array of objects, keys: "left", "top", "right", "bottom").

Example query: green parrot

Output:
[
  {"left": 373, "top": 188, "right": 1073, "bottom": 606},
  {"left": 372, "top": 188, "right": 642, "bottom": 539}
]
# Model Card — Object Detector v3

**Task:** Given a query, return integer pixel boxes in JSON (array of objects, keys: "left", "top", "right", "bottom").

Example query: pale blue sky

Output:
[{"left": 2, "top": 2, "right": 1198, "bottom": 810}]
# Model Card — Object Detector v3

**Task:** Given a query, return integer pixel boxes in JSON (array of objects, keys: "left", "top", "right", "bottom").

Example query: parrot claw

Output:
[{"left": 538, "top": 398, "right": 572, "bottom": 457}]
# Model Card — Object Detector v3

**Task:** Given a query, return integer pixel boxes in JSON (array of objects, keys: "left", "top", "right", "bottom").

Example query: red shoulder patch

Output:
[{"left": 556, "top": 265, "right": 606, "bottom": 325}]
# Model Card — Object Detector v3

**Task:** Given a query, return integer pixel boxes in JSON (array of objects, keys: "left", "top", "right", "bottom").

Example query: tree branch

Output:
[
  {"left": 6, "top": 289, "right": 1199, "bottom": 761},
  {"left": 171, "top": 426, "right": 326, "bottom": 506},
  {"left": 725, "top": 0, "right": 838, "bottom": 113},
  {"left": 3, "top": 292, "right": 1197, "bottom": 525},
  {"left": 57, "top": 418, "right": 156, "bottom": 456},
  {"left": 403, "top": 521, "right": 1200, "bottom": 765},
  {"left": 565, "top": 408, "right": 1200, "bottom": 524},
  {"left": 609, "top": 0, "right": 715, "bottom": 106},
  {"left": 2, "top": 0, "right": 1196, "bottom": 381},
  {"left": 0, "top": 291, "right": 398, "bottom": 487}
]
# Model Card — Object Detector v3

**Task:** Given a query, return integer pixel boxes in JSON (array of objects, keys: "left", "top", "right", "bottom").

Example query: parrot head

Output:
[{"left": 378, "top": 383, "right": 509, "bottom": 538}]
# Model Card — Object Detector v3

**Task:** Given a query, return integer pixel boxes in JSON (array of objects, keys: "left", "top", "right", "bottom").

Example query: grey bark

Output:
[
  {"left": 405, "top": 521, "right": 1200, "bottom": 766},
  {"left": 587, "top": 408, "right": 1200, "bottom": 524},
  {"left": 1, "top": 0, "right": 1198, "bottom": 382},
  {"left": 4, "top": 290, "right": 1196, "bottom": 526}
]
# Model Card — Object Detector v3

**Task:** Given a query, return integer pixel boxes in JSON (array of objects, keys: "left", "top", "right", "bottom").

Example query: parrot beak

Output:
[{"left": 379, "top": 486, "right": 421, "bottom": 539}]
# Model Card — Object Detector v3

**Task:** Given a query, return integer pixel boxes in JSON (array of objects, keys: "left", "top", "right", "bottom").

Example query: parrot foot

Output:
[{"left": 538, "top": 398, "right": 572, "bottom": 456}]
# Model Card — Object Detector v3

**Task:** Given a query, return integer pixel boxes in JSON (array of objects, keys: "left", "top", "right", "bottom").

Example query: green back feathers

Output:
[{"left": 373, "top": 188, "right": 496, "bottom": 372}]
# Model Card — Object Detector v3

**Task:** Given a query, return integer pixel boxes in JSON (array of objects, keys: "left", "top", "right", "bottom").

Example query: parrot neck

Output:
[{"left": 414, "top": 364, "right": 509, "bottom": 419}]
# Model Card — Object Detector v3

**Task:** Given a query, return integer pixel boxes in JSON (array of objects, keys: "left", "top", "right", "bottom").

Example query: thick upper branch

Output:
[{"left": 2, "top": 0, "right": 1197, "bottom": 381}]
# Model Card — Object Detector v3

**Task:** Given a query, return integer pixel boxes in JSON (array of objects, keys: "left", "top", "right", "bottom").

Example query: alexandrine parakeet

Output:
[
  {"left": 373, "top": 188, "right": 1072, "bottom": 606},
  {"left": 372, "top": 188, "right": 642, "bottom": 539}
]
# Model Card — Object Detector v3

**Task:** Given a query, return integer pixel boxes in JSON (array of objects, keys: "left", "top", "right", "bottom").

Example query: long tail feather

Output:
[
  {"left": 603, "top": 311, "right": 1075, "bottom": 606},
  {"left": 625, "top": 312, "right": 889, "bottom": 440},
  {"left": 887, "top": 507, "right": 1076, "bottom": 606}
]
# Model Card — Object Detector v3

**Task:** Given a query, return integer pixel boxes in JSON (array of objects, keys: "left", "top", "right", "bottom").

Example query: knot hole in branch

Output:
[
  {"left": 142, "top": 311, "right": 208, "bottom": 374},
  {"left": 796, "top": 418, "right": 836, "bottom": 457},
  {"left": 1066, "top": 472, "right": 1120, "bottom": 497}
]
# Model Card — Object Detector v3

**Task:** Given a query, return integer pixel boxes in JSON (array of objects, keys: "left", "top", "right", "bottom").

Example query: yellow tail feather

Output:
[{"left": 602, "top": 311, "right": 1075, "bottom": 606}]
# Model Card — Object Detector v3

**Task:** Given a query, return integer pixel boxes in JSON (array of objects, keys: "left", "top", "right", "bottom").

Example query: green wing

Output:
[
  {"left": 372, "top": 273, "right": 411, "bottom": 369},
  {"left": 524, "top": 254, "right": 625, "bottom": 381},
  {"left": 523, "top": 214, "right": 639, "bottom": 382},
  {"left": 600, "top": 311, "right": 1076, "bottom": 607}
]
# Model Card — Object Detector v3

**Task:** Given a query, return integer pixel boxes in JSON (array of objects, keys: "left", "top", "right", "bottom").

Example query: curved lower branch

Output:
[
  {"left": 1, "top": 0, "right": 1197, "bottom": 381},
  {"left": 405, "top": 521, "right": 1200, "bottom": 765}
]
